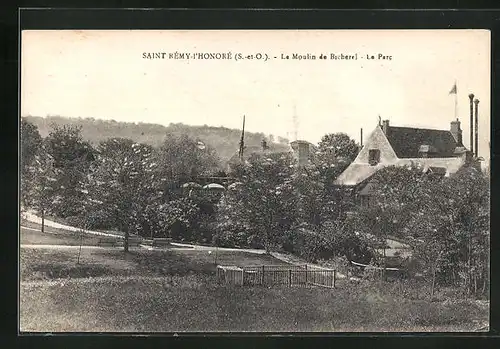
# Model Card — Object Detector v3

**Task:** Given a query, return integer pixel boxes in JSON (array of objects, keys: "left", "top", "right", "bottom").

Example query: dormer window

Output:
[
  {"left": 419, "top": 144, "right": 437, "bottom": 158},
  {"left": 368, "top": 149, "right": 380, "bottom": 166}
]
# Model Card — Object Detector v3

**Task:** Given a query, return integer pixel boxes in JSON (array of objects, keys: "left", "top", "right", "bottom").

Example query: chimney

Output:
[
  {"left": 469, "top": 93, "right": 474, "bottom": 154},
  {"left": 291, "top": 140, "right": 309, "bottom": 167},
  {"left": 450, "top": 119, "right": 463, "bottom": 144},
  {"left": 261, "top": 138, "right": 269, "bottom": 152},
  {"left": 382, "top": 120, "right": 390, "bottom": 135},
  {"left": 474, "top": 98, "right": 479, "bottom": 158},
  {"left": 360, "top": 128, "right": 363, "bottom": 147}
]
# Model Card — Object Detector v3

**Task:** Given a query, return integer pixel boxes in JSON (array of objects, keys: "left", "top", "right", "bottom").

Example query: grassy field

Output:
[
  {"left": 20, "top": 225, "right": 107, "bottom": 246},
  {"left": 20, "top": 278, "right": 489, "bottom": 332},
  {"left": 20, "top": 247, "right": 285, "bottom": 281},
  {"left": 20, "top": 245, "right": 489, "bottom": 332}
]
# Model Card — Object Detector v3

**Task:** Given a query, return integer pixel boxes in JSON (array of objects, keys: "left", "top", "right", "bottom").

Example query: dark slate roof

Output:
[{"left": 385, "top": 126, "right": 463, "bottom": 158}]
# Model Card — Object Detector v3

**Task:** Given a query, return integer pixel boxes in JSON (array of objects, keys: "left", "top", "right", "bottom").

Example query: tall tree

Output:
[
  {"left": 217, "top": 152, "right": 297, "bottom": 253},
  {"left": 291, "top": 165, "right": 325, "bottom": 227},
  {"left": 44, "top": 124, "right": 95, "bottom": 218},
  {"left": 353, "top": 164, "right": 490, "bottom": 297},
  {"left": 24, "top": 142, "right": 58, "bottom": 232},
  {"left": 156, "top": 133, "right": 221, "bottom": 188},
  {"left": 438, "top": 166, "right": 490, "bottom": 296},
  {"left": 93, "top": 138, "right": 158, "bottom": 252},
  {"left": 315, "top": 133, "right": 360, "bottom": 165},
  {"left": 294, "top": 133, "right": 360, "bottom": 227},
  {"left": 20, "top": 120, "right": 43, "bottom": 207},
  {"left": 356, "top": 165, "right": 435, "bottom": 240},
  {"left": 155, "top": 197, "right": 200, "bottom": 240}
]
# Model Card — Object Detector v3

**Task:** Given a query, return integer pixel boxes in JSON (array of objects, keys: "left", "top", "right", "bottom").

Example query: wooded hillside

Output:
[{"left": 22, "top": 115, "right": 291, "bottom": 164}]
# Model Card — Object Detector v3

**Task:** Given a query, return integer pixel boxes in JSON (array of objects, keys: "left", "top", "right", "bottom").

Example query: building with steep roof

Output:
[{"left": 335, "top": 118, "right": 475, "bottom": 206}]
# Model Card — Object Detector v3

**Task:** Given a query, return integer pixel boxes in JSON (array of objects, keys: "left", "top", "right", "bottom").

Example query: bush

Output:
[
  {"left": 289, "top": 228, "right": 332, "bottom": 263},
  {"left": 212, "top": 231, "right": 242, "bottom": 248},
  {"left": 170, "top": 221, "right": 190, "bottom": 241},
  {"left": 317, "top": 255, "right": 350, "bottom": 275},
  {"left": 246, "top": 234, "right": 264, "bottom": 249},
  {"left": 336, "top": 231, "right": 374, "bottom": 264},
  {"left": 85, "top": 210, "right": 116, "bottom": 230},
  {"left": 194, "top": 226, "right": 214, "bottom": 244},
  {"left": 280, "top": 230, "right": 296, "bottom": 254},
  {"left": 191, "top": 215, "right": 217, "bottom": 244},
  {"left": 284, "top": 225, "right": 374, "bottom": 264},
  {"left": 64, "top": 216, "right": 85, "bottom": 229}
]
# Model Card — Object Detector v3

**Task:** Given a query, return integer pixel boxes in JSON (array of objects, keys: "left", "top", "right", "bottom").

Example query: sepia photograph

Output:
[{"left": 19, "top": 29, "right": 490, "bottom": 333}]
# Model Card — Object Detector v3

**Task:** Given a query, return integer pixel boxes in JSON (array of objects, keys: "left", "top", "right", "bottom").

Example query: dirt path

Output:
[{"left": 168, "top": 241, "right": 267, "bottom": 254}]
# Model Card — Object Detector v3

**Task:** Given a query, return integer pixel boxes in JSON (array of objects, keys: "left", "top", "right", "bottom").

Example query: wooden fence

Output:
[{"left": 216, "top": 265, "right": 336, "bottom": 289}]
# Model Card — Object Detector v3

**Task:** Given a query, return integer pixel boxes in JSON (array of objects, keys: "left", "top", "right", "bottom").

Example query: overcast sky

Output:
[{"left": 22, "top": 30, "right": 491, "bottom": 160}]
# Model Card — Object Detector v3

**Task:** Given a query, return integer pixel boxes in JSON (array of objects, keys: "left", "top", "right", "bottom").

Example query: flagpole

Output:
[{"left": 454, "top": 80, "right": 458, "bottom": 120}]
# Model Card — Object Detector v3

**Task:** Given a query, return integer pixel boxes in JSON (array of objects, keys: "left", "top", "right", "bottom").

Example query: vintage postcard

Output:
[{"left": 20, "top": 29, "right": 490, "bottom": 333}]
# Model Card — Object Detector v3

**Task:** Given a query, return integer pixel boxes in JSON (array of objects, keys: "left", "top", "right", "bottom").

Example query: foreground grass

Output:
[
  {"left": 20, "top": 276, "right": 489, "bottom": 332},
  {"left": 20, "top": 247, "right": 489, "bottom": 332}
]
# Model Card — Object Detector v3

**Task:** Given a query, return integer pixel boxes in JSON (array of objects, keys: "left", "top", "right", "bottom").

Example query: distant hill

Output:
[{"left": 22, "top": 115, "right": 291, "bottom": 165}]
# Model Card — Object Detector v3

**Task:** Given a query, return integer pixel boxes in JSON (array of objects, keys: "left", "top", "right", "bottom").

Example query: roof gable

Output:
[
  {"left": 334, "top": 163, "right": 383, "bottom": 186},
  {"left": 385, "top": 126, "right": 461, "bottom": 158}
]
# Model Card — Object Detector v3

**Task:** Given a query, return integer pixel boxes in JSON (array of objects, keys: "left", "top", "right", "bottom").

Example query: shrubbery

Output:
[
  {"left": 211, "top": 228, "right": 264, "bottom": 249},
  {"left": 281, "top": 224, "right": 374, "bottom": 264},
  {"left": 286, "top": 228, "right": 332, "bottom": 262},
  {"left": 212, "top": 231, "right": 243, "bottom": 248}
]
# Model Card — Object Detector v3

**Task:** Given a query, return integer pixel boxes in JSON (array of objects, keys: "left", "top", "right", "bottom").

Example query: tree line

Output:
[
  {"left": 20, "top": 119, "right": 489, "bottom": 298},
  {"left": 23, "top": 115, "right": 291, "bottom": 165},
  {"left": 21, "top": 120, "right": 221, "bottom": 251}
]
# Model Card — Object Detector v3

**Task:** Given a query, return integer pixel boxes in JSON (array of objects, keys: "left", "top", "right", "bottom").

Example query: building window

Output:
[
  {"left": 368, "top": 149, "right": 380, "bottom": 166},
  {"left": 359, "top": 195, "right": 372, "bottom": 208}
]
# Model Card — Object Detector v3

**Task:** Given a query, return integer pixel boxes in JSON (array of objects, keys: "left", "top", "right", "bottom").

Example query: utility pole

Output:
[
  {"left": 469, "top": 93, "right": 475, "bottom": 155},
  {"left": 474, "top": 99, "right": 480, "bottom": 158},
  {"left": 238, "top": 115, "right": 245, "bottom": 161}
]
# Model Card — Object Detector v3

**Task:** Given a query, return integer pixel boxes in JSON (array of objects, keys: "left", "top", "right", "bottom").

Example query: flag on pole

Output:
[
  {"left": 449, "top": 81, "right": 458, "bottom": 120},
  {"left": 449, "top": 82, "right": 457, "bottom": 95}
]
